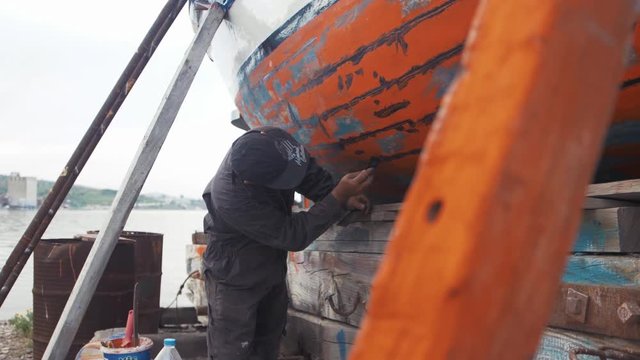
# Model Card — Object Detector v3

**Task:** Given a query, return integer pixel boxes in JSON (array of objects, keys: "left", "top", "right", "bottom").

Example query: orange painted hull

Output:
[{"left": 234, "top": 0, "right": 640, "bottom": 202}]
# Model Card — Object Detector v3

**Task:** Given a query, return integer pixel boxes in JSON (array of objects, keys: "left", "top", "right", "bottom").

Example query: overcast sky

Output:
[{"left": 0, "top": 1, "right": 244, "bottom": 199}]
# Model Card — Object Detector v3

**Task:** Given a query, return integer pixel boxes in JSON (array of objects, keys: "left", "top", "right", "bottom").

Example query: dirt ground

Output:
[{"left": 0, "top": 321, "right": 33, "bottom": 360}]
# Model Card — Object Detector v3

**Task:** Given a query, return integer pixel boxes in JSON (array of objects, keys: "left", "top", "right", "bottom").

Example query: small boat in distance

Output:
[{"left": 190, "top": 0, "right": 640, "bottom": 203}]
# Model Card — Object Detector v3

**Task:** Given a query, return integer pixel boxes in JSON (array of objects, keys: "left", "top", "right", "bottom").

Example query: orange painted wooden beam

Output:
[{"left": 349, "top": 1, "right": 638, "bottom": 359}]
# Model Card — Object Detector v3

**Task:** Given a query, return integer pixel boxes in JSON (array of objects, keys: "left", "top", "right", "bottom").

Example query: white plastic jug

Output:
[{"left": 153, "top": 338, "right": 183, "bottom": 360}]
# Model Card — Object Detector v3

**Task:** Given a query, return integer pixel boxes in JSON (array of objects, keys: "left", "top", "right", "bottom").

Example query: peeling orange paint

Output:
[{"left": 235, "top": 0, "right": 640, "bottom": 202}]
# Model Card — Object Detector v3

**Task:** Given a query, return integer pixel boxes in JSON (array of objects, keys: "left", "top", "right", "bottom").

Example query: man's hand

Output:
[
  {"left": 346, "top": 194, "right": 371, "bottom": 212},
  {"left": 331, "top": 168, "right": 374, "bottom": 207}
]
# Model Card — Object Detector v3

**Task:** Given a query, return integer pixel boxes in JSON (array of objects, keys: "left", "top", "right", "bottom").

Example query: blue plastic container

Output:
[{"left": 100, "top": 336, "right": 153, "bottom": 360}]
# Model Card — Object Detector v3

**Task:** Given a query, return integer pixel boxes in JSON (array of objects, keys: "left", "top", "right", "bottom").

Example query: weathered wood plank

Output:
[
  {"left": 588, "top": 180, "right": 640, "bottom": 202},
  {"left": 535, "top": 327, "right": 640, "bottom": 359},
  {"left": 368, "top": 203, "right": 402, "bottom": 212},
  {"left": 311, "top": 207, "right": 396, "bottom": 253},
  {"left": 620, "top": 207, "right": 640, "bottom": 252},
  {"left": 575, "top": 208, "right": 620, "bottom": 252},
  {"left": 306, "top": 240, "right": 387, "bottom": 254},
  {"left": 563, "top": 255, "right": 640, "bottom": 287},
  {"left": 284, "top": 312, "right": 640, "bottom": 360},
  {"left": 336, "top": 207, "right": 398, "bottom": 226},
  {"left": 282, "top": 309, "right": 358, "bottom": 360},
  {"left": 348, "top": 0, "right": 638, "bottom": 358},
  {"left": 583, "top": 197, "right": 638, "bottom": 210},
  {"left": 574, "top": 208, "right": 640, "bottom": 253},
  {"left": 315, "top": 205, "right": 640, "bottom": 254},
  {"left": 548, "top": 283, "right": 640, "bottom": 340},
  {"left": 316, "top": 222, "right": 393, "bottom": 243},
  {"left": 287, "top": 253, "right": 640, "bottom": 329},
  {"left": 287, "top": 252, "right": 380, "bottom": 327}
]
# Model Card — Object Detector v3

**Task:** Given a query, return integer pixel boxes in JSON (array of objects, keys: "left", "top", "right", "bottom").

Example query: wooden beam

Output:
[
  {"left": 283, "top": 309, "right": 359, "bottom": 360},
  {"left": 348, "top": 1, "right": 638, "bottom": 359},
  {"left": 588, "top": 179, "right": 640, "bottom": 202},
  {"left": 583, "top": 197, "right": 638, "bottom": 210},
  {"left": 287, "top": 252, "right": 380, "bottom": 326},
  {"left": 563, "top": 255, "right": 640, "bottom": 287},
  {"left": 312, "top": 203, "right": 640, "bottom": 254},
  {"left": 575, "top": 207, "right": 640, "bottom": 252},
  {"left": 536, "top": 327, "right": 640, "bottom": 359},
  {"left": 306, "top": 240, "right": 388, "bottom": 254},
  {"left": 285, "top": 312, "right": 640, "bottom": 360},
  {"left": 288, "top": 253, "right": 640, "bottom": 329},
  {"left": 548, "top": 283, "right": 640, "bottom": 340},
  {"left": 41, "top": 5, "right": 226, "bottom": 359},
  {"left": 311, "top": 207, "right": 640, "bottom": 254}
]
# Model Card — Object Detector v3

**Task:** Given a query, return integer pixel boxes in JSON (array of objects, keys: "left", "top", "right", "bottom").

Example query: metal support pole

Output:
[{"left": 42, "top": 5, "right": 226, "bottom": 359}]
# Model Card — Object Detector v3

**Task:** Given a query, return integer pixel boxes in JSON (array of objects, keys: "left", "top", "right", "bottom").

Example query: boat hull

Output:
[{"left": 198, "top": 0, "right": 640, "bottom": 203}]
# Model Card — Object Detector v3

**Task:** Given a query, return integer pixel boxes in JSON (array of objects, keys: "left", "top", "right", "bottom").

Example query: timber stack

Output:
[{"left": 280, "top": 179, "right": 640, "bottom": 360}]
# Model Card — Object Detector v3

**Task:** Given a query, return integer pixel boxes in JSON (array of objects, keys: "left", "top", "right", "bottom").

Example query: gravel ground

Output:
[{"left": 0, "top": 321, "right": 33, "bottom": 360}]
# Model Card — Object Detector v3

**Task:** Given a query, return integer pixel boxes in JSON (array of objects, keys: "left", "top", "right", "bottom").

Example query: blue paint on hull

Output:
[
  {"left": 603, "top": 120, "right": 640, "bottom": 147},
  {"left": 336, "top": 329, "right": 347, "bottom": 360},
  {"left": 429, "top": 63, "right": 461, "bottom": 98},
  {"left": 336, "top": 0, "right": 374, "bottom": 28},
  {"left": 377, "top": 132, "right": 405, "bottom": 155},
  {"left": 334, "top": 117, "right": 364, "bottom": 137}
]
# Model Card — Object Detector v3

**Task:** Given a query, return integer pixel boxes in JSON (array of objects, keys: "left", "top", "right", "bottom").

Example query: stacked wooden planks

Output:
[
  {"left": 546, "top": 179, "right": 640, "bottom": 356},
  {"left": 282, "top": 179, "right": 640, "bottom": 359}
]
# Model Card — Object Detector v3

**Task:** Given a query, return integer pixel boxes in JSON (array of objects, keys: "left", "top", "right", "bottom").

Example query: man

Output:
[{"left": 202, "top": 126, "right": 373, "bottom": 360}]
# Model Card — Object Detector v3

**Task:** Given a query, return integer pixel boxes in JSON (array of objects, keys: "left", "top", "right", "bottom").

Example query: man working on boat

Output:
[{"left": 202, "top": 126, "right": 373, "bottom": 360}]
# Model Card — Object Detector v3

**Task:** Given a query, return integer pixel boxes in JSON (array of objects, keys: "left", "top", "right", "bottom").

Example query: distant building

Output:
[{"left": 8, "top": 172, "right": 37, "bottom": 209}]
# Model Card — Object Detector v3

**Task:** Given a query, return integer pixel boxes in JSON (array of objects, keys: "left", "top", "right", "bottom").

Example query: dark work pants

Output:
[{"left": 205, "top": 270, "right": 288, "bottom": 360}]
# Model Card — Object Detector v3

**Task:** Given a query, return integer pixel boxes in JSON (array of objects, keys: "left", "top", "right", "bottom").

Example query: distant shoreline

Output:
[{"left": 1, "top": 173, "right": 205, "bottom": 211}]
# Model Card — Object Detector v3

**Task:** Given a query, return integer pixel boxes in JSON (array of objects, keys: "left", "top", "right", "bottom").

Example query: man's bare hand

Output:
[
  {"left": 331, "top": 168, "right": 374, "bottom": 206},
  {"left": 346, "top": 194, "right": 371, "bottom": 212}
]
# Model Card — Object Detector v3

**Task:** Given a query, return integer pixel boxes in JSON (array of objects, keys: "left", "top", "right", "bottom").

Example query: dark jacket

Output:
[{"left": 202, "top": 151, "right": 345, "bottom": 289}]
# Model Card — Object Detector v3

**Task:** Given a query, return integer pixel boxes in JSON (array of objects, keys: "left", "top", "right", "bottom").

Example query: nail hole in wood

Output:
[{"left": 427, "top": 200, "right": 443, "bottom": 223}]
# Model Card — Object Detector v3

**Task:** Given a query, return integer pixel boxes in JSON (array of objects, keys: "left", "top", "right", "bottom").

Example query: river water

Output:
[{"left": 0, "top": 208, "right": 207, "bottom": 320}]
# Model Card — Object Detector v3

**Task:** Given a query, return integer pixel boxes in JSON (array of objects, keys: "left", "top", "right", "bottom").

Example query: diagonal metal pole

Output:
[
  {"left": 0, "top": 0, "right": 188, "bottom": 307},
  {"left": 42, "top": 4, "right": 226, "bottom": 359}
]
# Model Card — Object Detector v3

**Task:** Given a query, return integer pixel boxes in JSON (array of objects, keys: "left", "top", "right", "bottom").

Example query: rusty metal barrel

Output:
[
  {"left": 83, "top": 230, "right": 163, "bottom": 334},
  {"left": 32, "top": 238, "right": 135, "bottom": 360},
  {"left": 120, "top": 231, "right": 163, "bottom": 334}
]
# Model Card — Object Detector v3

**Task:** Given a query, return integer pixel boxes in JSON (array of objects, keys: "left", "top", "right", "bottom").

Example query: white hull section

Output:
[{"left": 191, "top": 0, "right": 315, "bottom": 96}]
